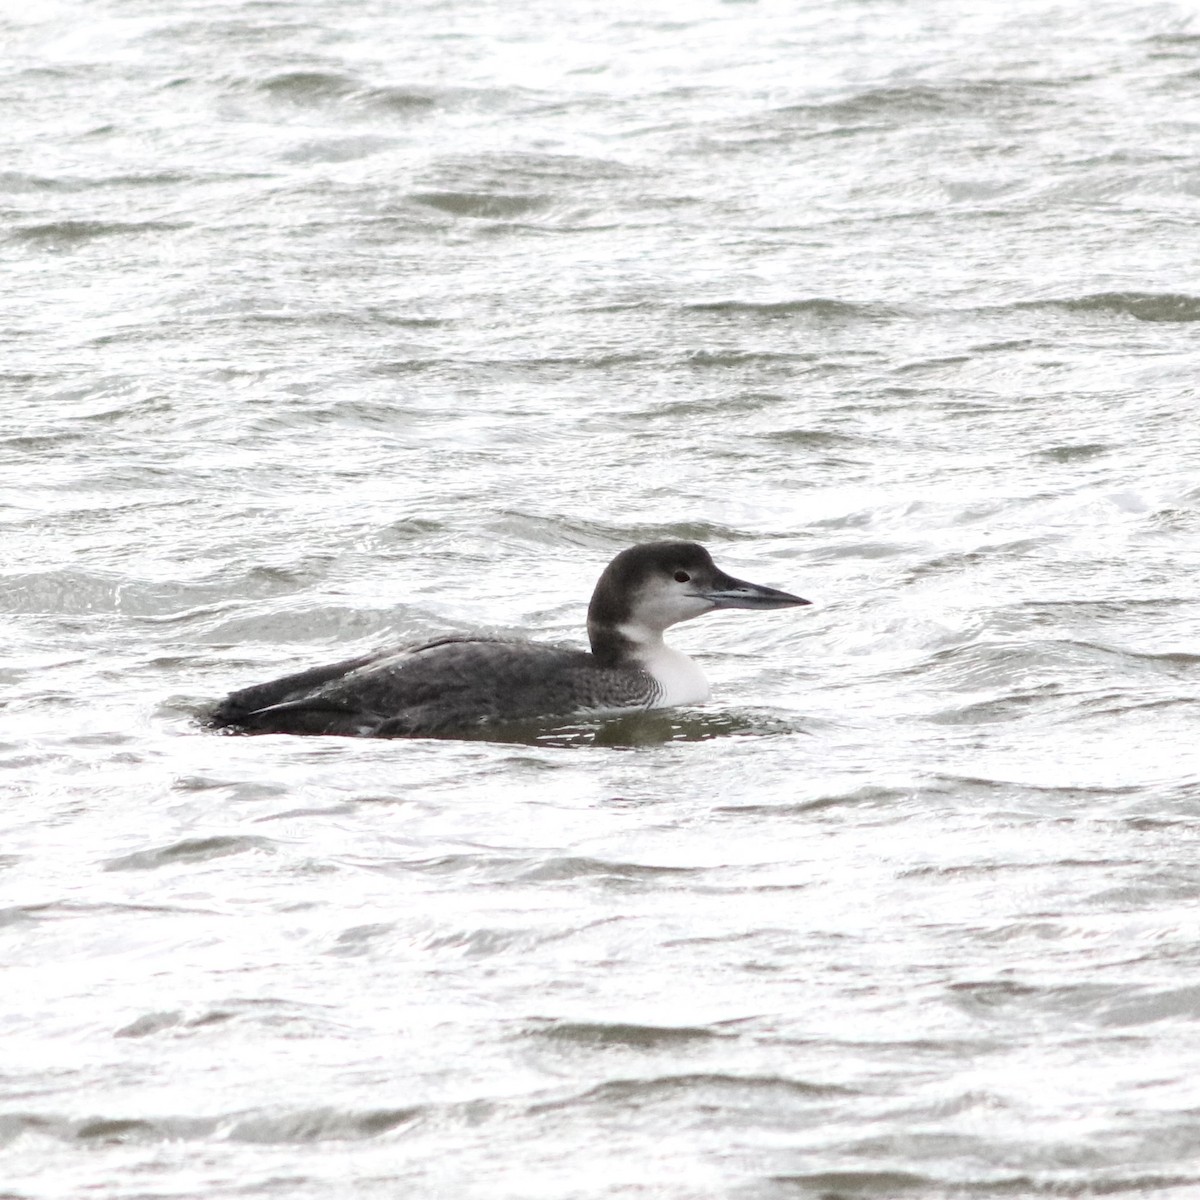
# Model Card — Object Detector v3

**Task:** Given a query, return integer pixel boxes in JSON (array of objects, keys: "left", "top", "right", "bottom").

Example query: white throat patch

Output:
[{"left": 617, "top": 624, "right": 711, "bottom": 707}]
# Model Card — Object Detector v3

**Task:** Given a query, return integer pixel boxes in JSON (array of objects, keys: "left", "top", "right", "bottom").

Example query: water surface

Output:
[{"left": 4, "top": 1, "right": 1200, "bottom": 1196}]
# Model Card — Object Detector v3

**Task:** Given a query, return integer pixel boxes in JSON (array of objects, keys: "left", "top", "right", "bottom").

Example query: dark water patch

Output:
[
  {"left": 183, "top": 1009, "right": 233, "bottom": 1029},
  {"left": 1078, "top": 694, "right": 1200, "bottom": 720},
  {"left": 517, "top": 856, "right": 699, "bottom": 885},
  {"left": 400, "top": 150, "right": 636, "bottom": 222},
  {"left": 372, "top": 516, "right": 451, "bottom": 542},
  {"left": 942, "top": 980, "right": 1184, "bottom": 1030},
  {"left": 0, "top": 170, "right": 77, "bottom": 192},
  {"left": 118, "top": 996, "right": 344, "bottom": 1038},
  {"left": 0, "top": 905, "right": 43, "bottom": 929},
  {"left": 1109, "top": 646, "right": 1200, "bottom": 669},
  {"left": 969, "top": 337, "right": 1046, "bottom": 353},
  {"left": 0, "top": 1106, "right": 415, "bottom": 1147},
  {"left": 92, "top": 170, "right": 212, "bottom": 189},
  {"left": 828, "top": 1034, "right": 1010, "bottom": 1062},
  {"left": 0, "top": 1112, "right": 219, "bottom": 1147},
  {"left": 574, "top": 299, "right": 658, "bottom": 315},
  {"left": 10, "top": 220, "right": 189, "bottom": 246},
  {"left": 808, "top": 538, "right": 917, "bottom": 560},
  {"left": 534, "top": 515, "right": 745, "bottom": 549},
  {"left": 485, "top": 351, "right": 653, "bottom": 372},
  {"left": 901, "top": 857, "right": 1133, "bottom": 881},
  {"left": 104, "top": 835, "right": 275, "bottom": 872},
  {"left": 352, "top": 308, "right": 454, "bottom": 330},
  {"left": 1097, "top": 984, "right": 1200, "bottom": 1027},
  {"left": 681, "top": 878, "right": 813, "bottom": 898},
  {"left": 1144, "top": 30, "right": 1200, "bottom": 63},
  {"left": 258, "top": 70, "right": 359, "bottom": 103},
  {"left": 925, "top": 684, "right": 1067, "bottom": 725},
  {"left": 821, "top": 78, "right": 1058, "bottom": 120},
  {"left": 530, "top": 1072, "right": 845, "bottom": 1115},
  {"left": 0, "top": 169, "right": 202, "bottom": 192},
  {"left": 362, "top": 85, "right": 439, "bottom": 114},
  {"left": 0, "top": 429, "right": 87, "bottom": 452},
  {"left": 409, "top": 190, "right": 549, "bottom": 219},
  {"left": 715, "top": 785, "right": 912, "bottom": 819},
  {"left": 1015, "top": 291, "right": 1200, "bottom": 322},
  {"left": 684, "top": 348, "right": 825, "bottom": 369},
  {"left": 1122, "top": 815, "right": 1198, "bottom": 832},
  {"left": 893, "top": 635, "right": 1172, "bottom": 703},
  {"left": 927, "top": 774, "right": 1145, "bottom": 809},
  {"left": 945, "top": 979, "right": 1045, "bottom": 1017},
  {"left": 197, "top": 600, "right": 394, "bottom": 646},
  {"left": 363, "top": 852, "right": 528, "bottom": 883},
  {"left": 765, "top": 427, "right": 878, "bottom": 450},
  {"left": 79, "top": 1114, "right": 217, "bottom": 1146},
  {"left": 256, "top": 802, "right": 359, "bottom": 822},
  {"left": 0, "top": 900, "right": 220, "bottom": 927},
  {"left": 417, "top": 924, "right": 561, "bottom": 958},
  {"left": 892, "top": 353, "right": 972, "bottom": 374},
  {"left": 684, "top": 298, "right": 899, "bottom": 323},
  {"left": 1001, "top": 597, "right": 1195, "bottom": 624},
  {"left": 902, "top": 539, "right": 1047, "bottom": 582},
  {"left": 327, "top": 922, "right": 397, "bottom": 956},
  {"left": 1033, "top": 442, "right": 1110, "bottom": 462},
  {"left": 1090, "top": 865, "right": 1200, "bottom": 907},
  {"left": 76, "top": 1118, "right": 161, "bottom": 1144},
  {"left": 115, "top": 1011, "right": 185, "bottom": 1038},
  {"left": 624, "top": 391, "right": 803, "bottom": 422},
  {"left": 972, "top": 1179, "right": 1200, "bottom": 1199},
  {"left": 723, "top": 79, "right": 1059, "bottom": 151},
  {"left": 415, "top": 149, "right": 636, "bottom": 199},
  {"left": 526, "top": 1019, "right": 729, "bottom": 1048},
  {"left": 171, "top": 775, "right": 289, "bottom": 802},
  {"left": 0, "top": 1112, "right": 113, "bottom": 1148},
  {"left": 253, "top": 72, "right": 445, "bottom": 116},
  {"left": 229, "top": 1105, "right": 420, "bottom": 1143},
  {"left": 765, "top": 1169, "right": 930, "bottom": 1196}
]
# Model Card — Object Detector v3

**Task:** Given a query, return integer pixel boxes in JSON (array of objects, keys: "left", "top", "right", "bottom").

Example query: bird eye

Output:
[{"left": 674, "top": 570, "right": 691, "bottom": 583}]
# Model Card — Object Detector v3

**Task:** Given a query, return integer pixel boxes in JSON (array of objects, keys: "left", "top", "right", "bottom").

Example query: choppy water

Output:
[{"left": 5, "top": 1, "right": 1200, "bottom": 1196}]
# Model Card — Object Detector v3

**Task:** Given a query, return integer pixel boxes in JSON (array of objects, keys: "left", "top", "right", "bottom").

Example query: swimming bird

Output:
[{"left": 207, "top": 541, "right": 810, "bottom": 738}]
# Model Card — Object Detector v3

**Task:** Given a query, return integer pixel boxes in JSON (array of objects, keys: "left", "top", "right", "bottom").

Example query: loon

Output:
[{"left": 208, "top": 541, "right": 810, "bottom": 738}]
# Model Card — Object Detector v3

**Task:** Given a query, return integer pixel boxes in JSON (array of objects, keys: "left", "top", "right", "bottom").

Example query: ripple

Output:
[
  {"left": 1017, "top": 291, "right": 1200, "bottom": 322},
  {"left": 0, "top": 1106, "right": 419, "bottom": 1147},
  {"left": 766, "top": 1169, "right": 930, "bottom": 1195},
  {"left": 10, "top": 220, "right": 188, "bottom": 245},
  {"left": 940, "top": 979, "right": 1200, "bottom": 1032},
  {"left": 1098, "top": 985, "right": 1200, "bottom": 1027},
  {"left": 517, "top": 856, "right": 699, "bottom": 884},
  {"left": 0, "top": 1112, "right": 216, "bottom": 1147},
  {"left": 408, "top": 190, "right": 550, "bottom": 220},
  {"left": 6, "top": 3, "right": 1200, "bottom": 1196},
  {"left": 684, "top": 298, "right": 900, "bottom": 322},
  {"left": 714, "top": 785, "right": 913, "bottom": 818},
  {"left": 103, "top": 835, "right": 276, "bottom": 872},
  {"left": 229, "top": 1106, "right": 420, "bottom": 1143},
  {"left": 526, "top": 1020, "right": 729, "bottom": 1048},
  {"left": 257, "top": 70, "right": 359, "bottom": 102},
  {"left": 529, "top": 1072, "right": 848, "bottom": 1115}
]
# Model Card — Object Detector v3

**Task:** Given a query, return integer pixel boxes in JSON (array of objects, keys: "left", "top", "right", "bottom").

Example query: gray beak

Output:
[{"left": 702, "top": 569, "right": 811, "bottom": 610}]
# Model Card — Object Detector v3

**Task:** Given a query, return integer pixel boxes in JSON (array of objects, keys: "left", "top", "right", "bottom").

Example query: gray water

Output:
[{"left": 5, "top": 0, "right": 1200, "bottom": 1196}]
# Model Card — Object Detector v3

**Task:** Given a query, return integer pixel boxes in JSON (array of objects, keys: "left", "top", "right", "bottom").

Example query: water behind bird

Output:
[{"left": 4, "top": 0, "right": 1200, "bottom": 1197}]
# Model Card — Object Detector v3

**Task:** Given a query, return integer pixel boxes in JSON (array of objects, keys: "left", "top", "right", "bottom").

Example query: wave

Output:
[{"left": 1013, "top": 291, "right": 1200, "bottom": 322}]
